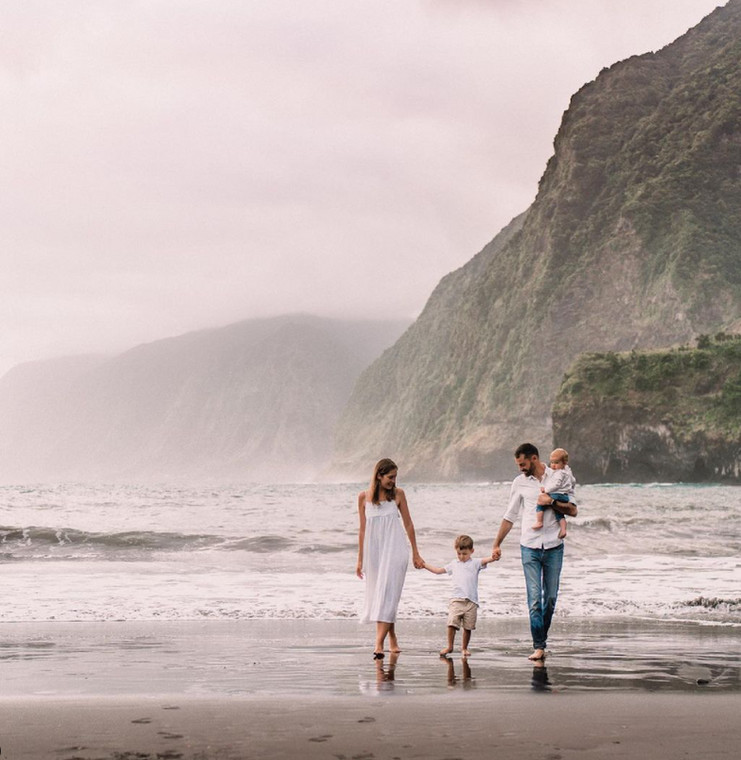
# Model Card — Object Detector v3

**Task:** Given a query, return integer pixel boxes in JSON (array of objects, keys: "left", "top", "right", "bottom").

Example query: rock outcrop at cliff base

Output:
[{"left": 552, "top": 335, "right": 741, "bottom": 483}]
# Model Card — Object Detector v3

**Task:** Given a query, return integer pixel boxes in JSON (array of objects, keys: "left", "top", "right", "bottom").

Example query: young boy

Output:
[
  {"left": 423, "top": 535, "right": 494, "bottom": 657},
  {"left": 532, "top": 447, "right": 576, "bottom": 539}
]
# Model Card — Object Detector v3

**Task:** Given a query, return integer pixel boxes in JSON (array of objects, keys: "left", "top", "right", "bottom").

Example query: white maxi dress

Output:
[{"left": 360, "top": 498, "right": 409, "bottom": 624}]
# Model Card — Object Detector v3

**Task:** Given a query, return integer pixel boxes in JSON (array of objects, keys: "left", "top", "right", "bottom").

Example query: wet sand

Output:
[
  {"left": 1, "top": 617, "right": 739, "bottom": 758},
  {"left": 2, "top": 691, "right": 740, "bottom": 760}
]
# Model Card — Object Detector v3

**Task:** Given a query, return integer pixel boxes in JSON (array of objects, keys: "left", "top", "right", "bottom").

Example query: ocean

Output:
[{"left": 1, "top": 481, "right": 740, "bottom": 627}]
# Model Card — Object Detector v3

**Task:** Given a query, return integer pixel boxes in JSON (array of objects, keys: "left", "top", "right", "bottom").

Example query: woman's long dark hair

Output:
[{"left": 370, "top": 458, "right": 397, "bottom": 504}]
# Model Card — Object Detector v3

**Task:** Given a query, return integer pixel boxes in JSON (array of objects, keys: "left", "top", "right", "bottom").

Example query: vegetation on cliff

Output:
[
  {"left": 333, "top": 0, "right": 741, "bottom": 480},
  {"left": 553, "top": 333, "right": 741, "bottom": 482}
]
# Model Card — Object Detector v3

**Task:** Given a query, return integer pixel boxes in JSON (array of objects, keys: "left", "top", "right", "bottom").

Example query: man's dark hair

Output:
[{"left": 514, "top": 442, "right": 539, "bottom": 459}]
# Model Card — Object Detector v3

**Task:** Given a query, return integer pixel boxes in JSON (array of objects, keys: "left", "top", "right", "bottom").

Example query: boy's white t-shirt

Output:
[{"left": 443, "top": 557, "right": 487, "bottom": 605}]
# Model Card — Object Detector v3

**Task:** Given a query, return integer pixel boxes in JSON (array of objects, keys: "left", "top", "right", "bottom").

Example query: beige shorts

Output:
[{"left": 447, "top": 598, "right": 478, "bottom": 630}]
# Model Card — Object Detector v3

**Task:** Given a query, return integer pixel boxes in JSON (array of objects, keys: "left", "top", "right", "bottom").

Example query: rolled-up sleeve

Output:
[{"left": 501, "top": 482, "right": 522, "bottom": 524}]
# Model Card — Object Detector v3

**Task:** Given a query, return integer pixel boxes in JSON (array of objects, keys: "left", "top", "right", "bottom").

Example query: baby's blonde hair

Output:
[{"left": 551, "top": 448, "right": 569, "bottom": 464}]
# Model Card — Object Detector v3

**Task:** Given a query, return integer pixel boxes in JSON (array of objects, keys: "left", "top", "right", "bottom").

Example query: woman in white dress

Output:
[{"left": 356, "top": 458, "right": 424, "bottom": 659}]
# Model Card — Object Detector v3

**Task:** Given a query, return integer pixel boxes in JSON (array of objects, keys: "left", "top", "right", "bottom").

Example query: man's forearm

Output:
[
  {"left": 493, "top": 519, "right": 513, "bottom": 549},
  {"left": 555, "top": 500, "right": 578, "bottom": 517}
]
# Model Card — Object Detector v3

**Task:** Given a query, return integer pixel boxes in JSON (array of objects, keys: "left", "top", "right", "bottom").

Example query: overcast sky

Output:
[{"left": 1, "top": 0, "right": 724, "bottom": 376}]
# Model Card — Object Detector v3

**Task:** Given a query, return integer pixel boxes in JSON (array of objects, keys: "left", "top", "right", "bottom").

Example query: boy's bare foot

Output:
[
  {"left": 528, "top": 649, "right": 546, "bottom": 661},
  {"left": 439, "top": 646, "right": 453, "bottom": 657}
]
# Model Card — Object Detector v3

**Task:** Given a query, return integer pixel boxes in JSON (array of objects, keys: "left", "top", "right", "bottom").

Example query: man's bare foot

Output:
[
  {"left": 528, "top": 649, "right": 546, "bottom": 661},
  {"left": 439, "top": 646, "right": 453, "bottom": 657},
  {"left": 462, "top": 648, "right": 471, "bottom": 657}
]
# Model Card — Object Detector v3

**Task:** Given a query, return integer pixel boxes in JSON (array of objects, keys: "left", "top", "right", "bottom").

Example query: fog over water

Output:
[{"left": 1, "top": 0, "right": 723, "bottom": 377}]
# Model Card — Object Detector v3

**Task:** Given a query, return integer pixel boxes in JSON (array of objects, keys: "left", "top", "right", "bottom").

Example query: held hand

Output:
[
  {"left": 412, "top": 553, "right": 425, "bottom": 569},
  {"left": 356, "top": 562, "right": 364, "bottom": 579},
  {"left": 491, "top": 546, "right": 502, "bottom": 561}
]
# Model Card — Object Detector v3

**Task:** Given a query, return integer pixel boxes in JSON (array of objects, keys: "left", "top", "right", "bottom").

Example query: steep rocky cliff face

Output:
[
  {"left": 552, "top": 335, "right": 741, "bottom": 483},
  {"left": 333, "top": 0, "right": 741, "bottom": 481},
  {"left": 0, "top": 316, "right": 408, "bottom": 483}
]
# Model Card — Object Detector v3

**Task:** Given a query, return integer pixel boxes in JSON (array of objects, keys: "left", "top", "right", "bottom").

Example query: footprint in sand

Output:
[
  {"left": 357, "top": 717, "right": 376, "bottom": 723},
  {"left": 309, "top": 734, "right": 334, "bottom": 743},
  {"left": 157, "top": 731, "right": 184, "bottom": 740},
  {"left": 131, "top": 717, "right": 152, "bottom": 724}
]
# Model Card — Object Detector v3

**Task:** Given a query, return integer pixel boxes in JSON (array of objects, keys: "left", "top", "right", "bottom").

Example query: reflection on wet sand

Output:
[
  {"left": 531, "top": 661, "right": 552, "bottom": 692},
  {"left": 374, "top": 651, "right": 399, "bottom": 691},
  {"left": 441, "top": 655, "right": 474, "bottom": 689},
  {"left": 6, "top": 618, "right": 739, "bottom": 700}
]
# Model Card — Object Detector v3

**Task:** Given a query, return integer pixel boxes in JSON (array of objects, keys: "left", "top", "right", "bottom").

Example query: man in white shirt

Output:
[{"left": 491, "top": 442, "right": 578, "bottom": 661}]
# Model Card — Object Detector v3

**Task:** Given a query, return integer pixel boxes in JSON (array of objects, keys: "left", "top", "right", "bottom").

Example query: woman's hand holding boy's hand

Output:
[{"left": 412, "top": 553, "right": 425, "bottom": 569}]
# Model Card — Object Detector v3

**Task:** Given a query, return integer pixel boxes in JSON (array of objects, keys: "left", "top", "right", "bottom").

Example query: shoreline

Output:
[
  {"left": 1, "top": 617, "right": 739, "bottom": 759},
  {"left": 2, "top": 616, "right": 739, "bottom": 698}
]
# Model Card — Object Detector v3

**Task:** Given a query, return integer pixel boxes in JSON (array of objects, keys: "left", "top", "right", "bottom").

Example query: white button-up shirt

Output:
[{"left": 502, "top": 467, "right": 567, "bottom": 549}]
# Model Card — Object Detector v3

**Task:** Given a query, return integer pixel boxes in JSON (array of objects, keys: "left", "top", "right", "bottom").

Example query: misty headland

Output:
[{"left": 2, "top": 1, "right": 740, "bottom": 485}]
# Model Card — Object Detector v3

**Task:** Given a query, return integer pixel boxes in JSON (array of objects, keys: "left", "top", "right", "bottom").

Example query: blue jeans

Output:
[{"left": 520, "top": 543, "right": 564, "bottom": 650}]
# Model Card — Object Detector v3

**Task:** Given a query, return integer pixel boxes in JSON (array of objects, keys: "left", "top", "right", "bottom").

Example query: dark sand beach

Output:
[{"left": 1, "top": 617, "right": 739, "bottom": 759}]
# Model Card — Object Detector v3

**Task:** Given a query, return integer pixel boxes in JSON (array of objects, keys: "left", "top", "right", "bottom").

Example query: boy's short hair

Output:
[{"left": 454, "top": 534, "right": 474, "bottom": 551}]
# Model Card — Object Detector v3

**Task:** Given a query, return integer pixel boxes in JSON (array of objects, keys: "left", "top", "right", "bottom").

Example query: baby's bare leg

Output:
[
  {"left": 558, "top": 516, "right": 567, "bottom": 539},
  {"left": 532, "top": 508, "right": 545, "bottom": 530}
]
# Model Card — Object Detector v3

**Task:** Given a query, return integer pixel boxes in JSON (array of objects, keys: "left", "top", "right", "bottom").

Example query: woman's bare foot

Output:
[
  {"left": 528, "top": 649, "right": 546, "bottom": 661},
  {"left": 439, "top": 646, "right": 453, "bottom": 657},
  {"left": 389, "top": 633, "right": 401, "bottom": 653}
]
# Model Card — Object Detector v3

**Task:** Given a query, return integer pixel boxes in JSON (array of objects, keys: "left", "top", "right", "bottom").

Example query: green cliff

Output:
[
  {"left": 333, "top": 0, "right": 741, "bottom": 481},
  {"left": 552, "top": 334, "right": 741, "bottom": 482}
]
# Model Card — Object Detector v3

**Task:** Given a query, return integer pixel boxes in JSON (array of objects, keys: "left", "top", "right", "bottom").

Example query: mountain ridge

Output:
[
  {"left": 0, "top": 314, "right": 409, "bottom": 483},
  {"left": 332, "top": 0, "right": 741, "bottom": 480}
]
